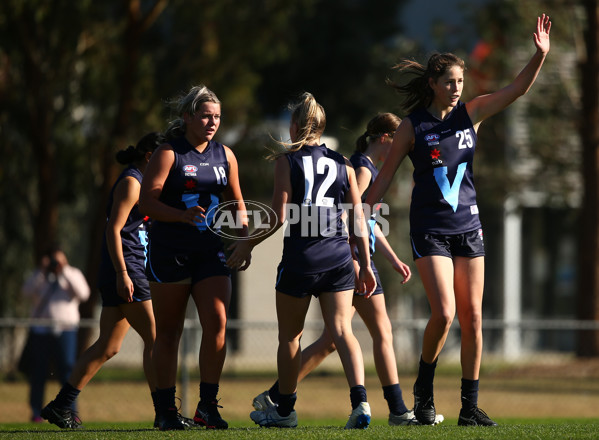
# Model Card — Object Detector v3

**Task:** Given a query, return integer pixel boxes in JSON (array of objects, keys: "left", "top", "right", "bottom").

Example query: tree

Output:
[
  {"left": 577, "top": 0, "right": 599, "bottom": 357},
  {"left": 80, "top": 0, "right": 169, "bottom": 347},
  {"left": 0, "top": 0, "right": 98, "bottom": 318},
  {"left": 0, "top": 0, "right": 406, "bottom": 326}
]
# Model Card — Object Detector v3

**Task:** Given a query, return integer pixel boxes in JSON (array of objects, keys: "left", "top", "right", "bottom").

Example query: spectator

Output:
[{"left": 21, "top": 245, "right": 90, "bottom": 422}]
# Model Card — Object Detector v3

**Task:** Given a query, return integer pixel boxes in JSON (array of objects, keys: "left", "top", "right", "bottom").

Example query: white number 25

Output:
[{"left": 456, "top": 129, "right": 474, "bottom": 149}]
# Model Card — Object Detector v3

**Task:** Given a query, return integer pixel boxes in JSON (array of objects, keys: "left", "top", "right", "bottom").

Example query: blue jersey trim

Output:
[
  {"left": 411, "top": 236, "right": 423, "bottom": 259},
  {"left": 276, "top": 267, "right": 285, "bottom": 287},
  {"left": 147, "top": 246, "right": 162, "bottom": 283}
]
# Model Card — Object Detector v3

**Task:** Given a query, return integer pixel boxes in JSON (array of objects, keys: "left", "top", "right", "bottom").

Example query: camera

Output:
[{"left": 48, "top": 257, "right": 59, "bottom": 272}]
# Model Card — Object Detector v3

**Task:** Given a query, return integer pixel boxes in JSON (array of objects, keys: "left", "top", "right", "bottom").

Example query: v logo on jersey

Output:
[
  {"left": 182, "top": 193, "right": 219, "bottom": 231},
  {"left": 433, "top": 162, "right": 467, "bottom": 212}
]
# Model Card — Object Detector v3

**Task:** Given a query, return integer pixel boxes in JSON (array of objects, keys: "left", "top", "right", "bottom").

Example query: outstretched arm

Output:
[
  {"left": 466, "top": 14, "right": 551, "bottom": 127},
  {"left": 226, "top": 156, "right": 291, "bottom": 270},
  {"left": 364, "top": 118, "right": 414, "bottom": 207}
]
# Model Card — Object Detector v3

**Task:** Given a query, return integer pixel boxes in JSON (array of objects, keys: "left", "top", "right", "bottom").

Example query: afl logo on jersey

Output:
[
  {"left": 425, "top": 133, "right": 440, "bottom": 146},
  {"left": 183, "top": 164, "right": 198, "bottom": 176}
]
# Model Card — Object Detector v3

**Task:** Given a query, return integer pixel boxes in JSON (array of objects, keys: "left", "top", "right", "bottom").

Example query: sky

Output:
[{"left": 398, "top": 0, "right": 490, "bottom": 52}]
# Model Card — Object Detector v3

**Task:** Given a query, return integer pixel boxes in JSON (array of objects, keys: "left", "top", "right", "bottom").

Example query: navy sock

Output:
[
  {"left": 199, "top": 382, "right": 219, "bottom": 403},
  {"left": 269, "top": 380, "right": 281, "bottom": 404},
  {"left": 461, "top": 378, "right": 479, "bottom": 410},
  {"left": 156, "top": 386, "right": 176, "bottom": 411},
  {"left": 54, "top": 382, "right": 80, "bottom": 410},
  {"left": 383, "top": 383, "right": 408, "bottom": 415},
  {"left": 349, "top": 385, "right": 367, "bottom": 410},
  {"left": 415, "top": 356, "right": 437, "bottom": 393},
  {"left": 276, "top": 392, "right": 296, "bottom": 417}
]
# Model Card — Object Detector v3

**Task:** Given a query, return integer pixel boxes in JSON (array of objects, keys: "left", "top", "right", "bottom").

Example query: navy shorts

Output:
[
  {"left": 410, "top": 228, "right": 485, "bottom": 260},
  {"left": 275, "top": 258, "right": 355, "bottom": 299},
  {"left": 99, "top": 277, "right": 151, "bottom": 307},
  {"left": 146, "top": 241, "right": 230, "bottom": 284}
]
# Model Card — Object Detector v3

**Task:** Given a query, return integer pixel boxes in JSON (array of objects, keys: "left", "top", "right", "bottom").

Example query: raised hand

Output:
[{"left": 534, "top": 14, "right": 551, "bottom": 55}]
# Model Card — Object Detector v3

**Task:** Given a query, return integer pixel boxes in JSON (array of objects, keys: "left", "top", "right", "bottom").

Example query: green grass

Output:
[{"left": 1, "top": 419, "right": 598, "bottom": 439}]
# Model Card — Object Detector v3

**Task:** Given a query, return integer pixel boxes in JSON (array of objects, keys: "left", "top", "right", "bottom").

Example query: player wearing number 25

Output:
[
  {"left": 365, "top": 14, "right": 551, "bottom": 427},
  {"left": 139, "top": 85, "right": 248, "bottom": 431}
]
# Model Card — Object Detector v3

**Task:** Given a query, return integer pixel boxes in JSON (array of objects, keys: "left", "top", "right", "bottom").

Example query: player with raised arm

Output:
[{"left": 365, "top": 14, "right": 551, "bottom": 427}]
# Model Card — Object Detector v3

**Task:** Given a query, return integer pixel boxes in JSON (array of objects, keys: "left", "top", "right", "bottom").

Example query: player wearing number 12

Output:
[
  {"left": 227, "top": 92, "right": 377, "bottom": 429},
  {"left": 139, "top": 85, "right": 248, "bottom": 431},
  {"left": 365, "top": 14, "right": 551, "bottom": 427}
]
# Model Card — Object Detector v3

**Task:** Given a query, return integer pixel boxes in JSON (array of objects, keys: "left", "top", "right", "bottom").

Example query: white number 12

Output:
[{"left": 302, "top": 156, "right": 337, "bottom": 207}]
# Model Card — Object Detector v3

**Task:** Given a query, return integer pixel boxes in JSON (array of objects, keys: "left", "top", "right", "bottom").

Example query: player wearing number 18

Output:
[
  {"left": 139, "top": 85, "right": 249, "bottom": 431},
  {"left": 365, "top": 14, "right": 551, "bottom": 427}
]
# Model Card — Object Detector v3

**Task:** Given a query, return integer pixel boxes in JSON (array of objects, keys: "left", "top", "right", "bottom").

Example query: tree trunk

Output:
[
  {"left": 19, "top": 8, "right": 59, "bottom": 261},
  {"left": 79, "top": 0, "right": 168, "bottom": 350},
  {"left": 577, "top": 0, "right": 599, "bottom": 357}
]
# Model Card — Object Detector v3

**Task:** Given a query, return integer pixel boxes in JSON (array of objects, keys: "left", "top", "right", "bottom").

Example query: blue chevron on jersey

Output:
[{"left": 407, "top": 101, "right": 481, "bottom": 234}]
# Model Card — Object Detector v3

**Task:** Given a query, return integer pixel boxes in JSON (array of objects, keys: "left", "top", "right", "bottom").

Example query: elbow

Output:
[{"left": 138, "top": 195, "right": 150, "bottom": 217}]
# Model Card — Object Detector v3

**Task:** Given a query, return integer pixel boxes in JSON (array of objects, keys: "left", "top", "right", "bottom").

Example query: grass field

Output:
[
  {"left": 1, "top": 358, "right": 598, "bottom": 439},
  {"left": 1, "top": 419, "right": 599, "bottom": 440}
]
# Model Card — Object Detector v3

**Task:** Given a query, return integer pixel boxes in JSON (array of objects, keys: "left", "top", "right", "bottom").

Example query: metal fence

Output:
[
  {"left": 2, "top": 316, "right": 598, "bottom": 422},
  {"left": 3, "top": 316, "right": 598, "bottom": 374}
]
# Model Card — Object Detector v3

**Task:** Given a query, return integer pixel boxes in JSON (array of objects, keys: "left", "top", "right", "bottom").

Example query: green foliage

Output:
[
  {"left": 0, "top": 0, "right": 408, "bottom": 318},
  {"left": 466, "top": 0, "right": 582, "bottom": 207},
  {"left": 0, "top": 0, "right": 588, "bottom": 324}
]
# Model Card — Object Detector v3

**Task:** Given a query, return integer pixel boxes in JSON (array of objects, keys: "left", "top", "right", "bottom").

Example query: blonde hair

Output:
[
  {"left": 164, "top": 85, "right": 221, "bottom": 140},
  {"left": 269, "top": 92, "right": 326, "bottom": 159}
]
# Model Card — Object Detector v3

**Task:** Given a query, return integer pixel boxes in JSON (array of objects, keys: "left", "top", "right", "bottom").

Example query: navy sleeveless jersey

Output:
[
  {"left": 349, "top": 151, "right": 378, "bottom": 255},
  {"left": 98, "top": 165, "right": 148, "bottom": 285},
  {"left": 407, "top": 101, "right": 481, "bottom": 235},
  {"left": 279, "top": 144, "right": 352, "bottom": 274},
  {"left": 148, "top": 137, "right": 228, "bottom": 252},
  {"left": 349, "top": 152, "right": 378, "bottom": 202}
]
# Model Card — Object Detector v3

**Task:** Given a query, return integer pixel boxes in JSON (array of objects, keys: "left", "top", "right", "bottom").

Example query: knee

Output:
[
  {"left": 372, "top": 317, "right": 394, "bottom": 342},
  {"left": 103, "top": 347, "right": 120, "bottom": 361},
  {"left": 430, "top": 312, "right": 454, "bottom": 332},
  {"left": 371, "top": 328, "right": 393, "bottom": 348},
  {"left": 278, "top": 333, "right": 300, "bottom": 345},
  {"left": 156, "top": 327, "right": 182, "bottom": 347},
  {"left": 325, "top": 341, "right": 337, "bottom": 354},
  {"left": 460, "top": 310, "right": 483, "bottom": 335},
  {"left": 278, "top": 329, "right": 303, "bottom": 346},
  {"left": 211, "top": 315, "right": 228, "bottom": 344},
  {"left": 143, "top": 339, "right": 155, "bottom": 351},
  {"left": 204, "top": 310, "right": 228, "bottom": 333},
  {"left": 316, "top": 329, "right": 337, "bottom": 353}
]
